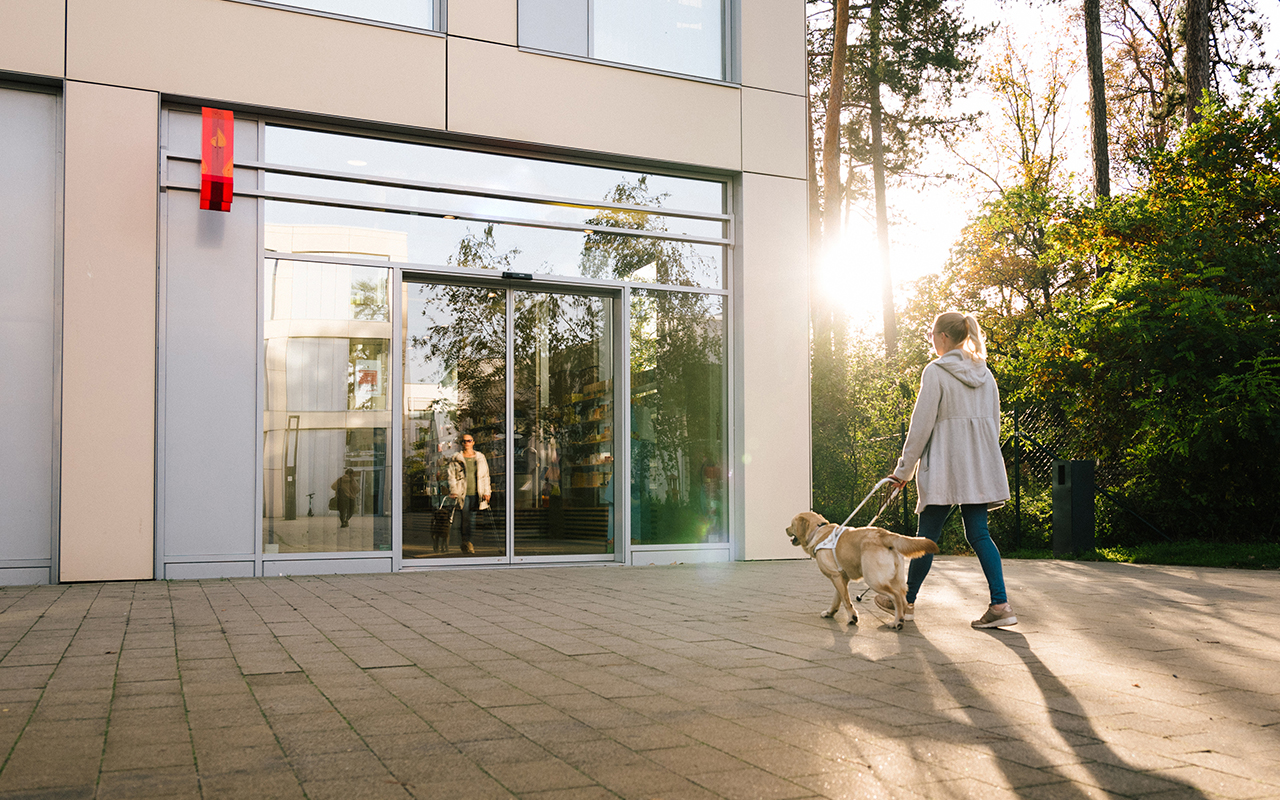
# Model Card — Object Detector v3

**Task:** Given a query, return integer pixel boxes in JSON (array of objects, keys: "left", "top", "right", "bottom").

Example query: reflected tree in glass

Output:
[
  {"left": 630, "top": 288, "right": 725, "bottom": 544},
  {"left": 580, "top": 177, "right": 719, "bottom": 288}
]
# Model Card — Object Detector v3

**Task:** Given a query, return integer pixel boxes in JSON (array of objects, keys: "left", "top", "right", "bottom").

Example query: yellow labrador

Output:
[{"left": 785, "top": 511, "right": 939, "bottom": 630}]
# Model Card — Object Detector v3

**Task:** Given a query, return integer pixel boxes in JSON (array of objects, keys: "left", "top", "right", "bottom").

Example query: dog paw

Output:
[
  {"left": 847, "top": 615, "right": 858, "bottom": 626},
  {"left": 892, "top": 620, "right": 904, "bottom": 631},
  {"left": 821, "top": 611, "right": 835, "bottom": 619}
]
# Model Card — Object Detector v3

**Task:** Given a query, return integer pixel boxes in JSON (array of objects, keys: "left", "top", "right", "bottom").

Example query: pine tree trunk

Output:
[
  {"left": 1184, "top": 0, "right": 1210, "bottom": 124},
  {"left": 1084, "top": 0, "right": 1110, "bottom": 200},
  {"left": 814, "top": 0, "right": 850, "bottom": 372},
  {"left": 869, "top": 0, "right": 898, "bottom": 357}
]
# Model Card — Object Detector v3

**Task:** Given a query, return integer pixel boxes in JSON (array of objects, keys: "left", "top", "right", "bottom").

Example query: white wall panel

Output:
[
  {"left": 742, "top": 87, "right": 808, "bottom": 180},
  {"left": 739, "top": 172, "right": 810, "bottom": 560},
  {"left": 740, "top": 0, "right": 806, "bottom": 94},
  {"left": 448, "top": 38, "right": 742, "bottom": 171},
  {"left": 66, "top": 0, "right": 446, "bottom": 131},
  {"left": 60, "top": 81, "right": 158, "bottom": 582},
  {"left": 0, "top": 0, "right": 64, "bottom": 78},
  {"left": 450, "top": 0, "right": 518, "bottom": 44}
]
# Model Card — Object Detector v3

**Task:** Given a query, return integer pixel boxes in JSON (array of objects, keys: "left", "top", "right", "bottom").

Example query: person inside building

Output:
[{"left": 448, "top": 433, "right": 491, "bottom": 555}]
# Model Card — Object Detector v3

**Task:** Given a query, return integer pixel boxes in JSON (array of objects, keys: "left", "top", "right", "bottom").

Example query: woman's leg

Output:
[
  {"left": 906, "top": 505, "right": 953, "bottom": 603},
  {"left": 959, "top": 504, "right": 1008, "bottom": 605}
]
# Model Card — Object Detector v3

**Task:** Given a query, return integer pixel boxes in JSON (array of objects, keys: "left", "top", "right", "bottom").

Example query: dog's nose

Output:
[{"left": 788, "top": 535, "right": 798, "bottom": 545}]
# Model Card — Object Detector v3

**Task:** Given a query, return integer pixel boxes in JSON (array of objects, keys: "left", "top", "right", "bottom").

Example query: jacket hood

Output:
[{"left": 933, "top": 350, "right": 989, "bottom": 388}]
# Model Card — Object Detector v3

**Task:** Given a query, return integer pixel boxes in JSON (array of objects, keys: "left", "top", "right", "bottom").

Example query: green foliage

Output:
[
  {"left": 1008, "top": 541, "right": 1280, "bottom": 570},
  {"left": 1019, "top": 89, "right": 1280, "bottom": 540}
]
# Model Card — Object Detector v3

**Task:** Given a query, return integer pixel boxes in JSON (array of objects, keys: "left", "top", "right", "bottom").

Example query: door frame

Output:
[{"left": 397, "top": 270, "right": 628, "bottom": 570}]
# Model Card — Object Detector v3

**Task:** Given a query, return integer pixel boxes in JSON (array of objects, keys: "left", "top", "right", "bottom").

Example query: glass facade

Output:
[
  {"left": 161, "top": 110, "right": 730, "bottom": 570},
  {"left": 263, "top": 259, "right": 393, "bottom": 553},
  {"left": 630, "top": 289, "right": 725, "bottom": 544}
]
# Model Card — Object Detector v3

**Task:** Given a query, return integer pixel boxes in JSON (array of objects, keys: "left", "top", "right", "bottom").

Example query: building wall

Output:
[{"left": 0, "top": 0, "right": 811, "bottom": 580}]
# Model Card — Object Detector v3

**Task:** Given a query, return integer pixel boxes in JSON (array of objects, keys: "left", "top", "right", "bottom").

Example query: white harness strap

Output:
[{"left": 812, "top": 525, "right": 848, "bottom": 554}]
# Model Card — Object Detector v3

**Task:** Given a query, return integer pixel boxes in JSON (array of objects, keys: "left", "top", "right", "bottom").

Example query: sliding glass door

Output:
[{"left": 402, "top": 278, "right": 616, "bottom": 563}]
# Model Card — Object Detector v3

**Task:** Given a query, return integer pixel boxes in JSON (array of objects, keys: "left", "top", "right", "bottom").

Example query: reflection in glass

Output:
[
  {"left": 263, "top": 259, "right": 392, "bottom": 553},
  {"left": 262, "top": 172, "right": 726, "bottom": 240},
  {"left": 265, "top": 202, "right": 725, "bottom": 288},
  {"left": 630, "top": 290, "right": 725, "bottom": 544},
  {"left": 270, "top": 0, "right": 436, "bottom": 30},
  {"left": 265, "top": 126, "right": 725, "bottom": 214},
  {"left": 402, "top": 282, "right": 507, "bottom": 559},
  {"left": 514, "top": 292, "right": 614, "bottom": 556},
  {"left": 594, "top": 0, "right": 724, "bottom": 80}
]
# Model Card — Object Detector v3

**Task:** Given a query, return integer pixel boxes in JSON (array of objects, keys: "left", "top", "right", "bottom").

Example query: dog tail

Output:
[{"left": 881, "top": 531, "right": 940, "bottom": 560}]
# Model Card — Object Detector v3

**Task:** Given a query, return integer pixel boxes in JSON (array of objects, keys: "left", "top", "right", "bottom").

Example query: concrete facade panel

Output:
[
  {"left": 0, "top": 0, "right": 65, "bottom": 78},
  {"left": 449, "top": 0, "right": 517, "bottom": 44},
  {"left": 60, "top": 81, "right": 159, "bottom": 582},
  {"left": 741, "top": 87, "right": 808, "bottom": 179},
  {"left": 447, "top": 38, "right": 742, "bottom": 170},
  {"left": 66, "top": 0, "right": 446, "bottom": 131},
  {"left": 739, "top": 171, "right": 810, "bottom": 560},
  {"left": 740, "top": 0, "right": 806, "bottom": 94}
]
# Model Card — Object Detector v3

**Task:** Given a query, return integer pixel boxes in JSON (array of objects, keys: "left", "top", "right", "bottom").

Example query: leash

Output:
[{"left": 837, "top": 477, "right": 902, "bottom": 529}]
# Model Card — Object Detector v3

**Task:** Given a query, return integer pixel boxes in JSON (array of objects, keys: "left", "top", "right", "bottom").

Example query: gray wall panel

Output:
[
  {"left": 0, "top": 87, "right": 57, "bottom": 568},
  {"left": 161, "top": 188, "right": 259, "bottom": 558}
]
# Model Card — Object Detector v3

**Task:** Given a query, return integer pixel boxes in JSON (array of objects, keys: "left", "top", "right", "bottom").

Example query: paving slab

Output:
[{"left": 0, "top": 558, "right": 1277, "bottom": 799}]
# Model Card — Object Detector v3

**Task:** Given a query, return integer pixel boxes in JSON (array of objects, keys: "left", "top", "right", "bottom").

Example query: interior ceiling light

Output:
[{"left": 444, "top": 215, "right": 456, "bottom": 220}]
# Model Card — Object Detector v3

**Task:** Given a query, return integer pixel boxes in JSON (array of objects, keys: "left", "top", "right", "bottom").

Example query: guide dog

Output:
[{"left": 785, "top": 511, "right": 939, "bottom": 630}]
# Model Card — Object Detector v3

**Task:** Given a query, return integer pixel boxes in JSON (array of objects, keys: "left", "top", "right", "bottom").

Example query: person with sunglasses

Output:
[
  {"left": 447, "top": 433, "right": 491, "bottom": 555},
  {"left": 881, "top": 311, "right": 1016, "bottom": 629}
]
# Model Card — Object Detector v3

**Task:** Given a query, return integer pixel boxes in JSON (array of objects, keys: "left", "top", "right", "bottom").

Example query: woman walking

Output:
[{"left": 879, "top": 312, "right": 1016, "bottom": 628}]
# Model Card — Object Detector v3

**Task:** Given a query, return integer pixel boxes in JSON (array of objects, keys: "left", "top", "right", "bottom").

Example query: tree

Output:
[
  {"left": 1085, "top": 0, "right": 1112, "bottom": 199},
  {"left": 1102, "top": 0, "right": 1274, "bottom": 179},
  {"left": 1021, "top": 89, "right": 1280, "bottom": 538},
  {"left": 841, "top": 0, "right": 987, "bottom": 355}
]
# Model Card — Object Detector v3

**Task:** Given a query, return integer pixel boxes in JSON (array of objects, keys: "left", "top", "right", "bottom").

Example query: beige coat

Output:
[
  {"left": 447, "top": 452, "right": 491, "bottom": 509},
  {"left": 893, "top": 350, "right": 1010, "bottom": 512}
]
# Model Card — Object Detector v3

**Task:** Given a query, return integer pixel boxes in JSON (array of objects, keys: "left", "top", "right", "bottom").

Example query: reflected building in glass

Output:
[{"left": 0, "top": 0, "right": 810, "bottom": 583}]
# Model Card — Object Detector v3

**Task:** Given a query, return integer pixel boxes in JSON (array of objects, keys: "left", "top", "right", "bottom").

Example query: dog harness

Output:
[{"left": 812, "top": 525, "right": 849, "bottom": 554}]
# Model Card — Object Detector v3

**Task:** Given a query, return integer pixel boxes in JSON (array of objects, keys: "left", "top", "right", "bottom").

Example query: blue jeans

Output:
[{"left": 907, "top": 504, "right": 1007, "bottom": 605}]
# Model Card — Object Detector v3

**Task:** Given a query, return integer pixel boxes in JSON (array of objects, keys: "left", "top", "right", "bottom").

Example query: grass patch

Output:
[{"left": 1004, "top": 541, "right": 1280, "bottom": 570}]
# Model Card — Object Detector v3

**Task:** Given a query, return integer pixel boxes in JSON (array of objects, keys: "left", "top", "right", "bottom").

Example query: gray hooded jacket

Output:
[{"left": 892, "top": 350, "right": 1011, "bottom": 512}]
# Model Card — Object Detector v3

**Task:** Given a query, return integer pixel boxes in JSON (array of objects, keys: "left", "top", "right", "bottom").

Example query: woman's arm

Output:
[{"left": 891, "top": 366, "right": 943, "bottom": 483}]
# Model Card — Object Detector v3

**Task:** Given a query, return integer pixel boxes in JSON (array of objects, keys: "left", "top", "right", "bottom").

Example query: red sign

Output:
[{"left": 200, "top": 108, "right": 234, "bottom": 212}]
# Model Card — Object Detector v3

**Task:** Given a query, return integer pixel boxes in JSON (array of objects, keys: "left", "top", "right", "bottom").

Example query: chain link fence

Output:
[{"left": 828, "top": 402, "right": 1167, "bottom": 554}]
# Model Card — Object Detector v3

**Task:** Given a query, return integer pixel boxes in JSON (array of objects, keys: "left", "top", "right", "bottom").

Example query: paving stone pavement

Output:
[{"left": 0, "top": 557, "right": 1277, "bottom": 800}]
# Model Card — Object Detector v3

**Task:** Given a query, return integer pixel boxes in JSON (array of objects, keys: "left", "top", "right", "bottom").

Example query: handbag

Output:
[{"left": 328, "top": 496, "right": 338, "bottom": 511}]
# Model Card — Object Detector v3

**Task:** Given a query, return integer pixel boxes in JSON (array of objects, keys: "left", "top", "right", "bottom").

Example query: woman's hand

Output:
[{"left": 886, "top": 475, "right": 908, "bottom": 490}]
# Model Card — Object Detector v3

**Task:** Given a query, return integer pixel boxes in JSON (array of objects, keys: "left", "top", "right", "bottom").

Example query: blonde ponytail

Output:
[{"left": 932, "top": 311, "right": 987, "bottom": 361}]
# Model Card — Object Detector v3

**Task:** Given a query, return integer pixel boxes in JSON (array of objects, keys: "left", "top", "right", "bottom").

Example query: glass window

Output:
[
  {"left": 517, "top": 0, "right": 727, "bottom": 80},
  {"left": 264, "top": 201, "right": 725, "bottom": 288},
  {"left": 630, "top": 289, "right": 725, "bottom": 544},
  {"left": 264, "top": 126, "right": 725, "bottom": 215},
  {"left": 240, "top": 0, "right": 438, "bottom": 31},
  {"left": 263, "top": 259, "right": 393, "bottom": 553},
  {"left": 593, "top": 0, "right": 725, "bottom": 80}
]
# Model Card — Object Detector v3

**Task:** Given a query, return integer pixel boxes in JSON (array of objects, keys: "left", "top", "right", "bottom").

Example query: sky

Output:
[{"left": 818, "top": 0, "right": 1280, "bottom": 334}]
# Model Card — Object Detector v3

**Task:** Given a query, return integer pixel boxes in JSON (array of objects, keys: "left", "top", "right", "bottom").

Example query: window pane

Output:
[
  {"left": 630, "top": 289, "right": 725, "bottom": 544},
  {"left": 263, "top": 259, "right": 392, "bottom": 553},
  {"left": 402, "top": 282, "right": 507, "bottom": 560},
  {"left": 265, "top": 201, "right": 725, "bottom": 288},
  {"left": 265, "top": 126, "right": 725, "bottom": 215},
  {"left": 593, "top": 0, "right": 724, "bottom": 80},
  {"left": 267, "top": 0, "right": 436, "bottom": 30}
]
